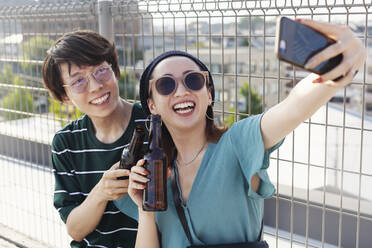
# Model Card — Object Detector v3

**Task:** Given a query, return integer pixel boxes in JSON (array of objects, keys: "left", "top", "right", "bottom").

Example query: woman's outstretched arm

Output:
[{"left": 261, "top": 19, "right": 366, "bottom": 150}]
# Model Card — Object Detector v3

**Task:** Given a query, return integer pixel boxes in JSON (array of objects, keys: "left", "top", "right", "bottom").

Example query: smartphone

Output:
[{"left": 275, "top": 17, "right": 343, "bottom": 75}]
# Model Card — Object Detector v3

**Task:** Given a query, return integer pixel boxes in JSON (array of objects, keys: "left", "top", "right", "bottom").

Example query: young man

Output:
[{"left": 42, "top": 30, "right": 146, "bottom": 247}]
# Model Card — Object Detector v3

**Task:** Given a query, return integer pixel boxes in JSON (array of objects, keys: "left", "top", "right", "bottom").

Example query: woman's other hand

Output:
[
  {"left": 301, "top": 19, "right": 366, "bottom": 87},
  {"left": 128, "top": 159, "right": 150, "bottom": 207}
]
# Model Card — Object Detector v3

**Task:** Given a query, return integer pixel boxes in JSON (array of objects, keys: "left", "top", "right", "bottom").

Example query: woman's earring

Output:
[
  {"left": 205, "top": 112, "right": 214, "bottom": 121},
  {"left": 145, "top": 115, "right": 162, "bottom": 131},
  {"left": 145, "top": 115, "right": 151, "bottom": 132},
  {"left": 209, "top": 100, "right": 216, "bottom": 106}
]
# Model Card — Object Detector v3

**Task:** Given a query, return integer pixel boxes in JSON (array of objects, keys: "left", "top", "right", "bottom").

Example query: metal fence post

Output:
[{"left": 97, "top": 0, "right": 113, "bottom": 42}]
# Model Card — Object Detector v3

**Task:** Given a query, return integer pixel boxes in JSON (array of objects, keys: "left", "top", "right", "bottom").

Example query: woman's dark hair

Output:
[
  {"left": 139, "top": 51, "right": 227, "bottom": 168},
  {"left": 42, "top": 30, "right": 120, "bottom": 102}
]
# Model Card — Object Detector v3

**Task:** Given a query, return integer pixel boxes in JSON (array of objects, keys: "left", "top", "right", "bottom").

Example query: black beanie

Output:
[{"left": 139, "top": 50, "right": 215, "bottom": 116}]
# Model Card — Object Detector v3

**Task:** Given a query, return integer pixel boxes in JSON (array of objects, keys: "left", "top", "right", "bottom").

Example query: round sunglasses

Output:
[{"left": 150, "top": 71, "right": 209, "bottom": 96}]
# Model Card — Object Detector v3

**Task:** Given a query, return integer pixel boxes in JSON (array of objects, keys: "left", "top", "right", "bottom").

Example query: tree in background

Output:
[
  {"left": 0, "top": 64, "right": 14, "bottom": 82},
  {"left": 240, "top": 82, "right": 263, "bottom": 115},
  {"left": 49, "top": 98, "right": 84, "bottom": 127},
  {"left": 0, "top": 64, "right": 14, "bottom": 99},
  {"left": 0, "top": 36, "right": 54, "bottom": 120},
  {"left": 1, "top": 75, "right": 34, "bottom": 120},
  {"left": 0, "top": 35, "right": 54, "bottom": 121},
  {"left": 20, "top": 36, "right": 54, "bottom": 78},
  {"left": 225, "top": 82, "right": 262, "bottom": 127},
  {"left": 118, "top": 70, "right": 139, "bottom": 100}
]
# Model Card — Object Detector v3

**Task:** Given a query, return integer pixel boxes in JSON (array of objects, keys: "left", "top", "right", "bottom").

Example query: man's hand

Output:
[{"left": 94, "top": 162, "right": 130, "bottom": 201}]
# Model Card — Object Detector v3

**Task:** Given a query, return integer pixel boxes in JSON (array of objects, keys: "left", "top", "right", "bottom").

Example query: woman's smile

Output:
[{"left": 172, "top": 100, "right": 196, "bottom": 115}]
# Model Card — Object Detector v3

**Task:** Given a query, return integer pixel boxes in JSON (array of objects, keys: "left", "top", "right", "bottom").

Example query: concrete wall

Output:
[
  {"left": 264, "top": 197, "right": 372, "bottom": 248},
  {"left": 0, "top": 134, "right": 51, "bottom": 168}
]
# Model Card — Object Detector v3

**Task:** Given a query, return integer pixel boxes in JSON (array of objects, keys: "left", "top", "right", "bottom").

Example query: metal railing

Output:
[{"left": 0, "top": 0, "right": 371, "bottom": 247}]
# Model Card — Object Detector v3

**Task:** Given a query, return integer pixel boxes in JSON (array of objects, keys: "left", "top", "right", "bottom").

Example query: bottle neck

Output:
[
  {"left": 149, "top": 115, "right": 162, "bottom": 151},
  {"left": 128, "top": 126, "right": 144, "bottom": 154}
]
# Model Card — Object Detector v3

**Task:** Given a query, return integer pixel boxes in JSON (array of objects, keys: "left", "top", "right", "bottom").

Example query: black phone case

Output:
[{"left": 275, "top": 17, "right": 342, "bottom": 75}]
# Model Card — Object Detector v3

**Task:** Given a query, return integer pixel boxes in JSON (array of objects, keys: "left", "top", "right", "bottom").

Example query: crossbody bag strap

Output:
[
  {"left": 171, "top": 167, "right": 265, "bottom": 246},
  {"left": 171, "top": 168, "right": 194, "bottom": 246},
  {"left": 258, "top": 219, "right": 264, "bottom": 241}
]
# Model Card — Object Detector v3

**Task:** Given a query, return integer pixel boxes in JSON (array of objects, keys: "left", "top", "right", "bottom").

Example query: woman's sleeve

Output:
[{"left": 228, "top": 113, "right": 284, "bottom": 199}]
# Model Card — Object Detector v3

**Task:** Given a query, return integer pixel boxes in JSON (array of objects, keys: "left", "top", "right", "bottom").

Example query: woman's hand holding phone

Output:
[
  {"left": 265, "top": 18, "right": 366, "bottom": 150},
  {"left": 298, "top": 19, "right": 366, "bottom": 86},
  {"left": 276, "top": 17, "right": 366, "bottom": 87}
]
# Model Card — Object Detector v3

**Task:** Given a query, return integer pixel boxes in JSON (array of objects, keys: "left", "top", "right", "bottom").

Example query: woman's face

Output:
[{"left": 147, "top": 56, "right": 212, "bottom": 132}]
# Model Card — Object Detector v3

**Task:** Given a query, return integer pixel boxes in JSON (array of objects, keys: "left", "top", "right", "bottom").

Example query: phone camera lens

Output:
[{"left": 279, "top": 40, "right": 286, "bottom": 52}]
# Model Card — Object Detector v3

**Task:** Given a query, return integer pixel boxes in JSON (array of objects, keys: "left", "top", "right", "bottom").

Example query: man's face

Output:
[{"left": 60, "top": 62, "right": 121, "bottom": 121}]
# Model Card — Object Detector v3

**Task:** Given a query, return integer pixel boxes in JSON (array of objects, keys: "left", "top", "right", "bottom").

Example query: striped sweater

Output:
[{"left": 52, "top": 103, "right": 147, "bottom": 248}]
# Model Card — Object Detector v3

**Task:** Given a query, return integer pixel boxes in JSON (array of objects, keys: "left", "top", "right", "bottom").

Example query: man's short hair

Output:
[{"left": 42, "top": 30, "right": 120, "bottom": 102}]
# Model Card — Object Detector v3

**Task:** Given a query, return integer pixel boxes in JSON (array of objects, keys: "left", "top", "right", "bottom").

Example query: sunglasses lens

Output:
[
  {"left": 156, "top": 77, "right": 176, "bottom": 95},
  {"left": 185, "top": 72, "right": 205, "bottom": 91}
]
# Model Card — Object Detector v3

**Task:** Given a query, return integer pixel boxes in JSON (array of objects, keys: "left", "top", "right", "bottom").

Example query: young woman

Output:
[{"left": 114, "top": 19, "right": 366, "bottom": 248}]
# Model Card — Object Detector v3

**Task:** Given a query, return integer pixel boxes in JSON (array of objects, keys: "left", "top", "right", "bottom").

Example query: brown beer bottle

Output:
[
  {"left": 142, "top": 115, "right": 167, "bottom": 211},
  {"left": 118, "top": 125, "right": 145, "bottom": 180}
]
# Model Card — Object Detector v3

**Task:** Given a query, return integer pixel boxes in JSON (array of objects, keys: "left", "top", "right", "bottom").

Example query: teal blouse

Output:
[{"left": 115, "top": 113, "right": 283, "bottom": 248}]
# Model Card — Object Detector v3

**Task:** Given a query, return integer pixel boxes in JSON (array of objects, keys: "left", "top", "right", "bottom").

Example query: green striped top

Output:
[{"left": 52, "top": 102, "right": 147, "bottom": 248}]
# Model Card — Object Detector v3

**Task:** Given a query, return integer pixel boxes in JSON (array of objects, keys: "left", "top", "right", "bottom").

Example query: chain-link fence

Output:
[{"left": 0, "top": 0, "right": 371, "bottom": 247}]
